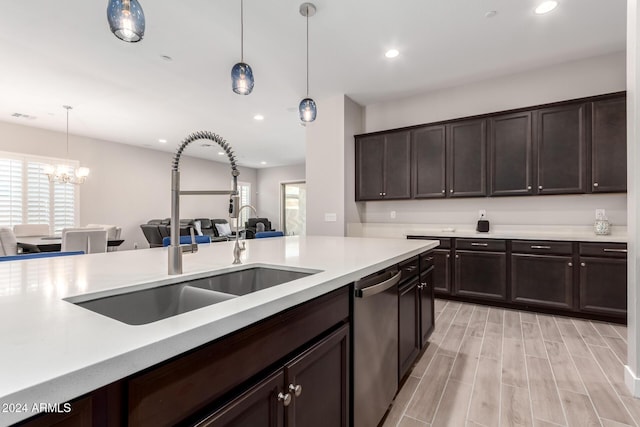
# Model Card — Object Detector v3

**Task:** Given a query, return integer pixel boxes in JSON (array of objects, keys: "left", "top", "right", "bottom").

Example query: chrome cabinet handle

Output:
[
  {"left": 471, "top": 243, "right": 488, "bottom": 247},
  {"left": 289, "top": 384, "right": 302, "bottom": 397},
  {"left": 450, "top": 189, "right": 453, "bottom": 193},
  {"left": 425, "top": 257, "right": 434, "bottom": 262},
  {"left": 603, "top": 248, "right": 627, "bottom": 253},
  {"left": 278, "top": 392, "right": 292, "bottom": 406},
  {"left": 383, "top": 192, "right": 386, "bottom": 196},
  {"left": 442, "top": 189, "right": 445, "bottom": 193},
  {"left": 581, "top": 262, "right": 586, "bottom": 267},
  {"left": 404, "top": 265, "right": 417, "bottom": 271},
  {"left": 527, "top": 185, "right": 532, "bottom": 190},
  {"left": 594, "top": 182, "right": 599, "bottom": 187},
  {"left": 355, "top": 270, "right": 402, "bottom": 298},
  {"left": 446, "top": 254, "right": 450, "bottom": 258},
  {"left": 456, "top": 254, "right": 460, "bottom": 259},
  {"left": 539, "top": 185, "right": 543, "bottom": 190},
  {"left": 531, "top": 245, "right": 551, "bottom": 249},
  {"left": 419, "top": 282, "right": 428, "bottom": 290},
  {"left": 568, "top": 262, "right": 573, "bottom": 267}
]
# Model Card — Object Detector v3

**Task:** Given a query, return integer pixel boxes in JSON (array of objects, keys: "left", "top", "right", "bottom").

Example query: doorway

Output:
[{"left": 282, "top": 181, "right": 306, "bottom": 236}]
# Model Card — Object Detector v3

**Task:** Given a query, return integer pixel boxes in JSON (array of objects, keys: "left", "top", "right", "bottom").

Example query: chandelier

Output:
[{"left": 44, "top": 106, "right": 90, "bottom": 185}]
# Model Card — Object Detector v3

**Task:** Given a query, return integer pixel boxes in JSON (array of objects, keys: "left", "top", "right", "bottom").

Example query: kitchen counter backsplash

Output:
[{"left": 348, "top": 222, "right": 627, "bottom": 243}]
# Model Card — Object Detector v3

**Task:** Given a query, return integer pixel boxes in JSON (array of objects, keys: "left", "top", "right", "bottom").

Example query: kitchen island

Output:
[{"left": 0, "top": 235, "right": 437, "bottom": 426}]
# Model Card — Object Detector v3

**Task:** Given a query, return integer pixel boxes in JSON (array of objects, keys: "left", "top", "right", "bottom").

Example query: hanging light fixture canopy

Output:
[
  {"left": 231, "top": 0, "right": 255, "bottom": 95},
  {"left": 107, "top": 0, "right": 146, "bottom": 43},
  {"left": 44, "top": 106, "right": 90, "bottom": 185},
  {"left": 299, "top": 3, "right": 317, "bottom": 123}
]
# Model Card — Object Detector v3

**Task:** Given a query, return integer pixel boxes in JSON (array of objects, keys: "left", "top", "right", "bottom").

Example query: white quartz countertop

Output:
[
  {"left": 0, "top": 236, "right": 437, "bottom": 426},
  {"left": 404, "top": 227, "right": 627, "bottom": 243}
]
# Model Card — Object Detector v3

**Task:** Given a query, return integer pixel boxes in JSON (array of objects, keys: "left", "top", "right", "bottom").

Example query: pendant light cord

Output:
[
  {"left": 65, "top": 106, "right": 70, "bottom": 157},
  {"left": 240, "top": 0, "right": 244, "bottom": 62},
  {"left": 306, "top": 4, "right": 309, "bottom": 96}
]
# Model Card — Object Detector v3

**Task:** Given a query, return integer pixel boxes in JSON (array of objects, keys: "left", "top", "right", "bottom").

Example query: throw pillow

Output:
[
  {"left": 193, "top": 220, "right": 203, "bottom": 236},
  {"left": 215, "top": 222, "right": 232, "bottom": 237}
]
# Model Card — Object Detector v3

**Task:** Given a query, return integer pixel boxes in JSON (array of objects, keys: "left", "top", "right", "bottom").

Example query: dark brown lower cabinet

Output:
[
  {"left": 454, "top": 251, "right": 507, "bottom": 301},
  {"left": 399, "top": 277, "right": 420, "bottom": 380},
  {"left": 199, "top": 324, "right": 350, "bottom": 427},
  {"left": 511, "top": 254, "right": 573, "bottom": 310},
  {"left": 419, "top": 267, "right": 435, "bottom": 347},
  {"left": 433, "top": 249, "right": 452, "bottom": 295},
  {"left": 579, "top": 257, "right": 627, "bottom": 318}
]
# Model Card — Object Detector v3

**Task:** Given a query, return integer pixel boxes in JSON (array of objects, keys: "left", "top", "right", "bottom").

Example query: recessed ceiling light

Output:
[
  {"left": 535, "top": 1, "right": 558, "bottom": 14},
  {"left": 218, "top": 151, "right": 225, "bottom": 156},
  {"left": 261, "top": 161, "right": 267, "bottom": 165},
  {"left": 485, "top": 10, "right": 498, "bottom": 18},
  {"left": 385, "top": 49, "right": 399, "bottom": 59},
  {"left": 254, "top": 114, "right": 265, "bottom": 121},
  {"left": 158, "top": 139, "right": 167, "bottom": 143}
]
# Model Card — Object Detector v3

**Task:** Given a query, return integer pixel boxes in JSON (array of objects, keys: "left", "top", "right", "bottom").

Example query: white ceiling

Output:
[{"left": 0, "top": 0, "right": 626, "bottom": 168}]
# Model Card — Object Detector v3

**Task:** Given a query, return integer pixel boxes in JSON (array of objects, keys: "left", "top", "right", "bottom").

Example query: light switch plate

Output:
[
  {"left": 390, "top": 211, "right": 396, "bottom": 219},
  {"left": 324, "top": 213, "right": 337, "bottom": 222},
  {"left": 479, "top": 209, "right": 486, "bottom": 219}
]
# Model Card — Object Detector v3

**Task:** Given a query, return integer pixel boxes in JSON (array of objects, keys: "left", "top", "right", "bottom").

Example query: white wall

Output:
[
  {"left": 256, "top": 164, "right": 305, "bottom": 230},
  {"left": 350, "top": 52, "right": 627, "bottom": 233},
  {"left": 0, "top": 121, "right": 257, "bottom": 249}
]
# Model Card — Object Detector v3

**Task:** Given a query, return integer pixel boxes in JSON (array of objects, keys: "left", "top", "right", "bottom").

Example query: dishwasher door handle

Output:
[{"left": 355, "top": 271, "right": 402, "bottom": 298}]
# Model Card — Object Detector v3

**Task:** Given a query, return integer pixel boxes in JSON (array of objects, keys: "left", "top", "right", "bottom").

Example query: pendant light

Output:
[
  {"left": 107, "top": 0, "right": 146, "bottom": 43},
  {"left": 299, "top": 3, "right": 317, "bottom": 123},
  {"left": 44, "top": 106, "right": 90, "bottom": 185},
  {"left": 231, "top": 0, "right": 255, "bottom": 95}
]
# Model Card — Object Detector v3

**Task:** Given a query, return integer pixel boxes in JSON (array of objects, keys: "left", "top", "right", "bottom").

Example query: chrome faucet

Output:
[
  {"left": 169, "top": 131, "right": 240, "bottom": 275},
  {"left": 233, "top": 204, "right": 258, "bottom": 265}
]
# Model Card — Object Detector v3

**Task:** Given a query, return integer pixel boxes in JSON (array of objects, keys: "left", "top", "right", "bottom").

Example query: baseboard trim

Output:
[{"left": 625, "top": 365, "right": 640, "bottom": 396}]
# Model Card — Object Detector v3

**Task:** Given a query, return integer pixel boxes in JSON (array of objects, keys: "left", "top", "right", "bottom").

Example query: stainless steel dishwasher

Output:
[{"left": 353, "top": 267, "right": 401, "bottom": 427}]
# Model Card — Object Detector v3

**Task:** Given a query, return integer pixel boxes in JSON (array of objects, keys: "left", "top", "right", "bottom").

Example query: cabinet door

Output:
[
  {"left": 591, "top": 97, "right": 627, "bottom": 193},
  {"left": 536, "top": 103, "right": 588, "bottom": 194},
  {"left": 433, "top": 249, "right": 452, "bottom": 295},
  {"left": 454, "top": 251, "right": 506, "bottom": 300},
  {"left": 412, "top": 125, "right": 446, "bottom": 198},
  {"left": 197, "top": 371, "right": 284, "bottom": 427},
  {"left": 355, "top": 135, "right": 384, "bottom": 200},
  {"left": 419, "top": 268, "right": 435, "bottom": 348},
  {"left": 489, "top": 112, "right": 533, "bottom": 196},
  {"left": 446, "top": 119, "right": 487, "bottom": 197},
  {"left": 579, "top": 257, "right": 627, "bottom": 318},
  {"left": 384, "top": 131, "right": 412, "bottom": 199},
  {"left": 285, "top": 324, "right": 349, "bottom": 427},
  {"left": 511, "top": 254, "right": 573, "bottom": 310},
  {"left": 399, "top": 277, "right": 421, "bottom": 380}
]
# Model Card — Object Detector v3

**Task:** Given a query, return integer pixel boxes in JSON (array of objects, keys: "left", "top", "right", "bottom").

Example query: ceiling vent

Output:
[{"left": 11, "top": 112, "right": 36, "bottom": 120}]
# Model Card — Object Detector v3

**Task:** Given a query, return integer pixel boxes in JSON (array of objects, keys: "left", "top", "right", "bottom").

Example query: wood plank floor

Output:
[{"left": 383, "top": 299, "right": 636, "bottom": 427}]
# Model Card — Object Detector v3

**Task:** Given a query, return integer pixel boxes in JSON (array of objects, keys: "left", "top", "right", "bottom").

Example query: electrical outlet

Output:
[
  {"left": 479, "top": 209, "right": 486, "bottom": 219},
  {"left": 390, "top": 211, "right": 396, "bottom": 219},
  {"left": 595, "top": 209, "right": 606, "bottom": 220}
]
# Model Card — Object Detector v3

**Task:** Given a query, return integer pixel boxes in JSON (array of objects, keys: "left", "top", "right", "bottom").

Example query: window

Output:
[
  {"left": 0, "top": 151, "right": 79, "bottom": 233},
  {"left": 238, "top": 181, "right": 251, "bottom": 228}
]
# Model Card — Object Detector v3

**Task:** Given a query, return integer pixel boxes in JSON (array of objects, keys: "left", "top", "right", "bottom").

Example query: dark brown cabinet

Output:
[
  {"left": 398, "top": 276, "right": 420, "bottom": 380},
  {"left": 355, "top": 131, "right": 411, "bottom": 201},
  {"left": 489, "top": 112, "right": 533, "bottom": 196},
  {"left": 535, "top": 103, "right": 588, "bottom": 194},
  {"left": 591, "top": 96, "right": 627, "bottom": 193},
  {"left": 511, "top": 254, "right": 574, "bottom": 310},
  {"left": 446, "top": 119, "right": 487, "bottom": 197},
  {"left": 199, "top": 325, "right": 349, "bottom": 427},
  {"left": 454, "top": 239, "right": 507, "bottom": 301},
  {"left": 579, "top": 242, "right": 627, "bottom": 318},
  {"left": 433, "top": 249, "right": 452, "bottom": 295},
  {"left": 412, "top": 125, "right": 446, "bottom": 198},
  {"left": 419, "top": 263, "right": 435, "bottom": 347}
]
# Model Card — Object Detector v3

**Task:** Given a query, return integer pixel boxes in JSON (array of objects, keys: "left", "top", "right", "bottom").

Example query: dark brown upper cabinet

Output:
[
  {"left": 355, "top": 131, "right": 411, "bottom": 201},
  {"left": 446, "top": 119, "right": 487, "bottom": 197},
  {"left": 489, "top": 112, "right": 533, "bottom": 196},
  {"left": 412, "top": 125, "right": 446, "bottom": 198},
  {"left": 591, "top": 96, "right": 627, "bottom": 193},
  {"left": 535, "top": 103, "right": 588, "bottom": 194}
]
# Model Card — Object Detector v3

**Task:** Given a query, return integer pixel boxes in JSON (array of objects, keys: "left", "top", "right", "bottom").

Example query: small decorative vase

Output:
[{"left": 594, "top": 219, "right": 611, "bottom": 235}]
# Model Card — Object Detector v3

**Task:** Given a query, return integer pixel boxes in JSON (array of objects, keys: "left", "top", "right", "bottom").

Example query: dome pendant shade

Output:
[
  {"left": 299, "top": 98, "right": 317, "bottom": 122},
  {"left": 107, "top": 0, "right": 145, "bottom": 43},
  {"left": 231, "top": 62, "right": 255, "bottom": 95}
]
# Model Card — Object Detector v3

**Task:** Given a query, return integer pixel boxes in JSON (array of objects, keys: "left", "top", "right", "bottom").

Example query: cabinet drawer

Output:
[
  {"left": 512, "top": 240, "right": 573, "bottom": 255},
  {"left": 456, "top": 238, "right": 505, "bottom": 252},
  {"left": 420, "top": 252, "right": 435, "bottom": 271},
  {"left": 579, "top": 242, "right": 627, "bottom": 258},
  {"left": 406, "top": 236, "right": 451, "bottom": 249},
  {"left": 399, "top": 256, "right": 420, "bottom": 282}
]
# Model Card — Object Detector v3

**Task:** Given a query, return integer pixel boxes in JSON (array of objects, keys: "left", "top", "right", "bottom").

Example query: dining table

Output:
[{"left": 17, "top": 236, "right": 125, "bottom": 252}]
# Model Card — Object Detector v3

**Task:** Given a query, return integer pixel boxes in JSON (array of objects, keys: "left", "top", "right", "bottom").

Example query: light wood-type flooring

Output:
[{"left": 383, "top": 299, "right": 638, "bottom": 427}]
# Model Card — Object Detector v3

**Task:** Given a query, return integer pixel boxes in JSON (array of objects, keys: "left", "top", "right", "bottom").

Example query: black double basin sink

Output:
[{"left": 68, "top": 266, "right": 316, "bottom": 325}]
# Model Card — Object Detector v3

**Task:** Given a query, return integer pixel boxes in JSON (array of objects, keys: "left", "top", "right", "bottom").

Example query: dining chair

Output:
[
  {"left": 13, "top": 224, "right": 50, "bottom": 237},
  {"left": 0, "top": 227, "right": 18, "bottom": 256},
  {"left": 61, "top": 229, "right": 108, "bottom": 254},
  {"left": 254, "top": 231, "right": 285, "bottom": 238},
  {"left": 86, "top": 224, "right": 121, "bottom": 240},
  {"left": 162, "top": 235, "right": 211, "bottom": 246}
]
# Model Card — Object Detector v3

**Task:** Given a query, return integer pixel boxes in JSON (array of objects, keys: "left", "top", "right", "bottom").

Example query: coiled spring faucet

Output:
[{"left": 169, "top": 131, "right": 240, "bottom": 275}]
